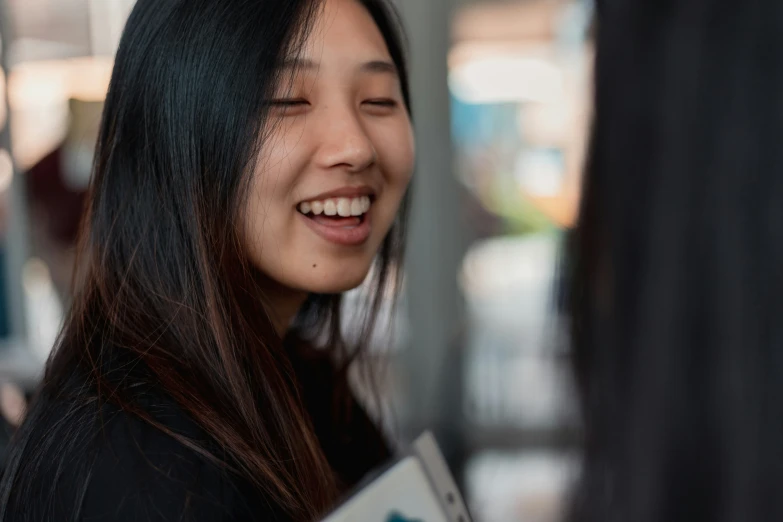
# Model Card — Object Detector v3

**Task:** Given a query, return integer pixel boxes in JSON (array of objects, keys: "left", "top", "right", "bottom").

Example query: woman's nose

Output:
[{"left": 313, "top": 107, "right": 377, "bottom": 173}]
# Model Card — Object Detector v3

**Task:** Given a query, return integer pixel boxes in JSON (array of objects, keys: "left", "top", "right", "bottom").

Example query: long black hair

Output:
[
  {"left": 564, "top": 0, "right": 783, "bottom": 521},
  {"left": 0, "top": 0, "right": 411, "bottom": 520}
]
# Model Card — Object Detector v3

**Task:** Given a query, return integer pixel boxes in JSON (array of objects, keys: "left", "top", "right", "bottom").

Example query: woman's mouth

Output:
[
  {"left": 297, "top": 195, "right": 373, "bottom": 246},
  {"left": 298, "top": 195, "right": 371, "bottom": 218}
]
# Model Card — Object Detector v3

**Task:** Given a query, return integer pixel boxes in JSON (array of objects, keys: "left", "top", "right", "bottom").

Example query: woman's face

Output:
[{"left": 244, "top": 0, "right": 414, "bottom": 297}]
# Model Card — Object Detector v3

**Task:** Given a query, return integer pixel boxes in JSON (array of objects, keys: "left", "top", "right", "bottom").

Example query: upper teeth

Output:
[{"left": 299, "top": 196, "right": 371, "bottom": 217}]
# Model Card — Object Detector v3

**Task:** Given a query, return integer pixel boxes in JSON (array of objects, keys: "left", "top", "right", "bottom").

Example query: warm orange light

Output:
[
  {"left": 8, "top": 56, "right": 113, "bottom": 110},
  {"left": 7, "top": 57, "right": 113, "bottom": 169}
]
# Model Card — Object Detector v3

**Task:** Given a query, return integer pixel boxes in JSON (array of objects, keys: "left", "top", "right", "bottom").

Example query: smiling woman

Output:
[
  {"left": 0, "top": 1, "right": 413, "bottom": 521},
  {"left": 245, "top": 0, "right": 413, "bottom": 316}
]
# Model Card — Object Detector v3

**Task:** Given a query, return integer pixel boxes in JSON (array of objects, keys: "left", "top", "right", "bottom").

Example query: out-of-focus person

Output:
[
  {"left": 562, "top": 1, "right": 783, "bottom": 521},
  {"left": 0, "top": 0, "right": 415, "bottom": 520}
]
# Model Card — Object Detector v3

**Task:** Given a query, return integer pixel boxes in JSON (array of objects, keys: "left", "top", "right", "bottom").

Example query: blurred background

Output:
[{"left": 0, "top": 0, "right": 592, "bottom": 520}]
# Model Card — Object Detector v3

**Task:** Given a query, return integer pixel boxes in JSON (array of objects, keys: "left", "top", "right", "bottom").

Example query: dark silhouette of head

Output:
[{"left": 564, "top": 1, "right": 783, "bottom": 521}]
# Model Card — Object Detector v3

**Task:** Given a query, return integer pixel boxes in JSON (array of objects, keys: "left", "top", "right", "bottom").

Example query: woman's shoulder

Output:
[
  {"left": 5, "top": 388, "right": 285, "bottom": 522},
  {"left": 81, "top": 400, "right": 266, "bottom": 521}
]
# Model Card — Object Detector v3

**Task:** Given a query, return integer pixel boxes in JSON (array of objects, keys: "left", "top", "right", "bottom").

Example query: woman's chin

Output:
[
  {"left": 305, "top": 277, "right": 368, "bottom": 295},
  {"left": 298, "top": 267, "right": 371, "bottom": 295}
]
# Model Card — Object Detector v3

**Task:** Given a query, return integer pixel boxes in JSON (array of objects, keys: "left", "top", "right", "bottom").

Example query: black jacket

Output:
[{"left": 1, "top": 348, "right": 390, "bottom": 521}]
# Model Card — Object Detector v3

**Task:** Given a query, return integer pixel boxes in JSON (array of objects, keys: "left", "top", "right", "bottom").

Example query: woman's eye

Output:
[
  {"left": 364, "top": 98, "right": 398, "bottom": 108},
  {"left": 271, "top": 98, "right": 309, "bottom": 107},
  {"left": 269, "top": 98, "right": 310, "bottom": 115}
]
